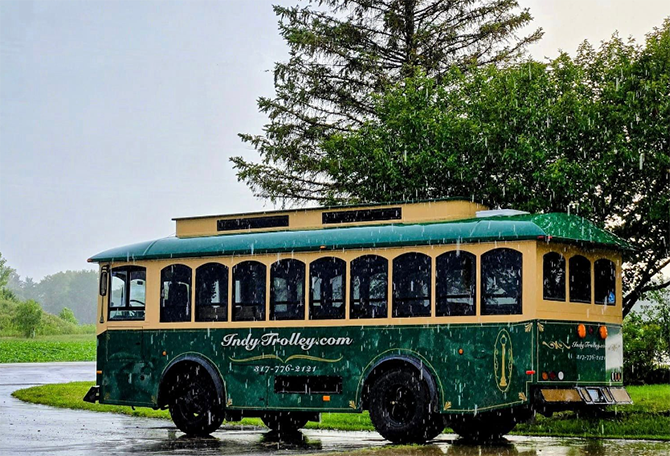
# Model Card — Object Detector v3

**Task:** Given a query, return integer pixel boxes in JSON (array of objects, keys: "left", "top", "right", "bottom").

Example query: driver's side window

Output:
[{"left": 109, "top": 266, "right": 146, "bottom": 321}]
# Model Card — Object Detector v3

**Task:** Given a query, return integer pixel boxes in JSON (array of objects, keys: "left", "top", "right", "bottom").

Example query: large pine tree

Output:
[{"left": 234, "top": 0, "right": 542, "bottom": 204}]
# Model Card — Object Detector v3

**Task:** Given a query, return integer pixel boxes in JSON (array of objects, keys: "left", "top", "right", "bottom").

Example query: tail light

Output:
[
  {"left": 599, "top": 325, "right": 608, "bottom": 339},
  {"left": 577, "top": 324, "right": 587, "bottom": 338}
]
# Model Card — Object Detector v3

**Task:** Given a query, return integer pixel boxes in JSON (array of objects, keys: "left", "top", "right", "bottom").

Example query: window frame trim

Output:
[
  {"left": 232, "top": 260, "right": 268, "bottom": 322},
  {"left": 195, "top": 262, "right": 229, "bottom": 322},
  {"left": 543, "top": 252, "right": 567, "bottom": 302},
  {"left": 435, "top": 250, "right": 477, "bottom": 317},
  {"left": 569, "top": 255, "right": 592, "bottom": 304},
  {"left": 108, "top": 265, "right": 147, "bottom": 321},
  {"left": 392, "top": 252, "right": 432, "bottom": 318},
  {"left": 309, "top": 257, "right": 347, "bottom": 321},
  {"left": 480, "top": 247, "right": 523, "bottom": 316}
]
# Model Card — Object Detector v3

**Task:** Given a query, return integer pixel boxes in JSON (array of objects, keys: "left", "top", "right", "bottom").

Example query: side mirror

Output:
[{"left": 99, "top": 266, "right": 109, "bottom": 296}]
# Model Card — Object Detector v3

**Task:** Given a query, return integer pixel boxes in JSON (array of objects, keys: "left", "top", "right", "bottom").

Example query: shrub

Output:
[
  {"left": 58, "top": 307, "right": 78, "bottom": 325},
  {"left": 13, "top": 300, "right": 43, "bottom": 338}
]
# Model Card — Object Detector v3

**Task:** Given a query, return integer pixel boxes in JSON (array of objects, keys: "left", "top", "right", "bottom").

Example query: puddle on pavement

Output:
[
  {"left": 126, "top": 429, "right": 670, "bottom": 456},
  {"left": 324, "top": 437, "right": 670, "bottom": 456}
]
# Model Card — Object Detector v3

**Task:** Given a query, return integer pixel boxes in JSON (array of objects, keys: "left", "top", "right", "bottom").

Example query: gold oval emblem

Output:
[{"left": 493, "top": 329, "right": 514, "bottom": 392}]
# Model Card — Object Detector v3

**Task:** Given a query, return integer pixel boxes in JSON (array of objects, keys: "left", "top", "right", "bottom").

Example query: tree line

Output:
[{"left": 1, "top": 253, "right": 97, "bottom": 325}]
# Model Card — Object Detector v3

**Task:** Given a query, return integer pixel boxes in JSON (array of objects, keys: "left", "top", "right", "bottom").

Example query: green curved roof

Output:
[{"left": 88, "top": 213, "right": 630, "bottom": 263}]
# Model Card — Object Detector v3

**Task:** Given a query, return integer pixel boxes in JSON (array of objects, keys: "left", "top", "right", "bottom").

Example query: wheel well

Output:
[
  {"left": 157, "top": 357, "right": 225, "bottom": 409},
  {"left": 361, "top": 358, "right": 438, "bottom": 411}
]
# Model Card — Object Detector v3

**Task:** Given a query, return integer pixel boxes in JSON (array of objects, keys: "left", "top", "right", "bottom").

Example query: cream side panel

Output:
[
  {"left": 535, "top": 243, "right": 623, "bottom": 325},
  {"left": 175, "top": 200, "right": 488, "bottom": 238}
]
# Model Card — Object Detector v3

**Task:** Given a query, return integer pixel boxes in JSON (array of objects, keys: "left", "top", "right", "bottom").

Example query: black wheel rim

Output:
[
  {"left": 383, "top": 384, "right": 416, "bottom": 425},
  {"left": 175, "top": 375, "right": 214, "bottom": 421}
]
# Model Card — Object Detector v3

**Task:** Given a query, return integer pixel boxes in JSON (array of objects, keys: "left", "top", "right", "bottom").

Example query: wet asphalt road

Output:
[{"left": 0, "top": 362, "right": 668, "bottom": 456}]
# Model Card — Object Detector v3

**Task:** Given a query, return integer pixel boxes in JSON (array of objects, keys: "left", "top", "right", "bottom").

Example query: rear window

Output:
[
  {"left": 543, "top": 252, "right": 566, "bottom": 301},
  {"left": 594, "top": 259, "right": 616, "bottom": 305},
  {"left": 569, "top": 256, "right": 591, "bottom": 303}
]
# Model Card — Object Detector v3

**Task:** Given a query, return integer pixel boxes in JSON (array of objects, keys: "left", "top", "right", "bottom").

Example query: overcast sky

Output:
[{"left": 1, "top": 0, "right": 668, "bottom": 280}]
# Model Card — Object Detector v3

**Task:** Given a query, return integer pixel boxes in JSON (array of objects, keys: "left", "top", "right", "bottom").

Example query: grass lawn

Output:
[
  {"left": 12, "top": 382, "right": 668, "bottom": 439},
  {"left": 0, "top": 334, "right": 96, "bottom": 363},
  {"left": 514, "top": 384, "right": 670, "bottom": 440}
]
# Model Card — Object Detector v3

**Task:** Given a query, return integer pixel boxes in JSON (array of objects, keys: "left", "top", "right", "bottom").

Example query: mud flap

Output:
[{"left": 83, "top": 386, "right": 100, "bottom": 403}]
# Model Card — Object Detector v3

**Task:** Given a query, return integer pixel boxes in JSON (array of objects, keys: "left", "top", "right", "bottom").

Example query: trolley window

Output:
[
  {"left": 196, "top": 263, "right": 228, "bottom": 322},
  {"left": 233, "top": 261, "right": 266, "bottom": 321},
  {"left": 310, "top": 257, "right": 346, "bottom": 320},
  {"left": 270, "top": 259, "right": 305, "bottom": 320},
  {"left": 109, "top": 266, "right": 146, "bottom": 321},
  {"left": 543, "top": 252, "right": 566, "bottom": 301},
  {"left": 436, "top": 251, "right": 476, "bottom": 316},
  {"left": 481, "top": 248, "right": 522, "bottom": 315},
  {"left": 160, "top": 264, "right": 192, "bottom": 323},
  {"left": 350, "top": 255, "right": 388, "bottom": 319},
  {"left": 393, "top": 252, "right": 431, "bottom": 318},
  {"left": 569, "top": 255, "right": 591, "bottom": 303},
  {"left": 594, "top": 259, "right": 616, "bottom": 306}
]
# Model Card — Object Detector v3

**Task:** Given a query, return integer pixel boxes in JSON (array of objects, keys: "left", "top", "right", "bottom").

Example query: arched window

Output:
[
  {"left": 270, "top": 259, "right": 305, "bottom": 320},
  {"left": 543, "top": 252, "right": 566, "bottom": 301},
  {"left": 160, "top": 264, "right": 192, "bottom": 322},
  {"left": 350, "top": 255, "right": 388, "bottom": 319},
  {"left": 393, "top": 252, "right": 431, "bottom": 318},
  {"left": 310, "top": 257, "right": 346, "bottom": 320},
  {"left": 481, "top": 248, "right": 522, "bottom": 315},
  {"left": 594, "top": 259, "right": 616, "bottom": 306},
  {"left": 233, "top": 261, "right": 266, "bottom": 321},
  {"left": 109, "top": 266, "right": 146, "bottom": 321},
  {"left": 569, "top": 255, "right": 591, "bottom": 303},
  {"left": 436, "top": 251, "right": 476, "bottom": 316},
  {"left": 195, "top": 263, "right": 228, "bottom": 322}
]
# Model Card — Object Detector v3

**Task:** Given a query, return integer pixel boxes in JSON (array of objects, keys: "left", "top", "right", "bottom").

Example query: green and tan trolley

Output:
[{"left": 85, "top": 199, "right": 632, "bottom": 442}]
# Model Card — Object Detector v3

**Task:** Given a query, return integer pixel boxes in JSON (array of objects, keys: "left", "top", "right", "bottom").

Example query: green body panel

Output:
[
  {"left": 98, "top": 322, "right": 539, "bottom": 413},
  {"left": 537, "top": 321, "right": 624, "bottom": 384},
  {"left": 88, "top": 213, "right": 629, "bottom": 263},
  {"left": 97, "top": 321, "right": 625, "bottom": 413}
]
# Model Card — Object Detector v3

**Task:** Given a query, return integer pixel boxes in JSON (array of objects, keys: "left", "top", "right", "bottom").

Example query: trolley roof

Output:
[{"left": 89, "top": 211, "right": 631, "bottom": 263}]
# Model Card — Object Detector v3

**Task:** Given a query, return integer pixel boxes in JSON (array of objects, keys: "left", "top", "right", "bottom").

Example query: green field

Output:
[
  {"left": 0, "top": 334, "right": 96, "bottom": 363},
  {"left": 12, "top": 383, "right": 669, "bottom": 439}
]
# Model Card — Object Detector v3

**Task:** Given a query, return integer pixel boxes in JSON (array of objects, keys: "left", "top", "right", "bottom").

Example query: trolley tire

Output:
[
  {"left": 449, "top": 413, "right": 517, "bottom": 441},
  {"left": 368, "top": 368, "right": 439, "bottom": 443},
  {"left": 261, "top": 411, "right": 309, "bottom": 433},
  {"left": 168, "top": 364, "right": 224, "bottom": 436}
]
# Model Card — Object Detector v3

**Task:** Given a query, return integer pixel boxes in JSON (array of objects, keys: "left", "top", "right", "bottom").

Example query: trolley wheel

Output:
[
  {"left": 169, "top": 364, "right": 224, "bottom": 436},
  {"left": 261, "top": 411, "right": 309, "bottom": 433},
  {"left": 369, "top": 368, "right": 439, "bottom": 443},
  {"left": 449, "top": 412, "right": 517, "bottom": 441}
]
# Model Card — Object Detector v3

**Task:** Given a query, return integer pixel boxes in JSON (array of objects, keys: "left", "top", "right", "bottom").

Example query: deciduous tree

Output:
[
  {"left": 14, "top": 300, "right": 42, "bottom": 338},
  {"left": 322, "top": 20, "right": 670, "bottom": 314}
]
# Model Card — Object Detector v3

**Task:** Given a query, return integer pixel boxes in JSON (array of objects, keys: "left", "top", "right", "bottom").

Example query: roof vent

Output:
[{"left": 476, "top": 209, "right": 529, "bottom": 218}]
